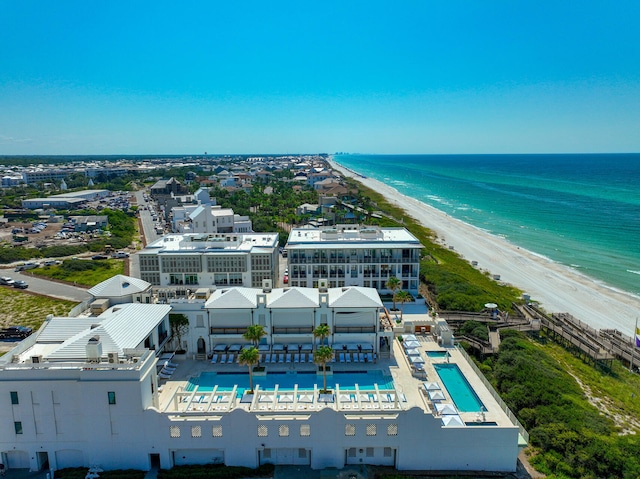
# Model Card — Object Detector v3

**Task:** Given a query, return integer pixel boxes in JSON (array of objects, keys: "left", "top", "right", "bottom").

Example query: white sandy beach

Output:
[{"left": 330, "top": 160, "right": 640, "bottom": 337}]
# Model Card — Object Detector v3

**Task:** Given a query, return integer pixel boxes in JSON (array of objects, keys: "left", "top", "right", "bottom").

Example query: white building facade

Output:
[
  {"left": 0, "top": 286, "right": 525, "bottom": 474},
  {"left": 136, "top": 233, "right": 279, "bottom": 289},
  {"left": 285, "top": 225, "right": 423, "bottom": 294}
]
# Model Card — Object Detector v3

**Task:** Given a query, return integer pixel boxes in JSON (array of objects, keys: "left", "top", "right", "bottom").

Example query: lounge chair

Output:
[
  {"left": 211, "top": 354, "right": 218, "bottom": 363},
  {"left": 359, "top": 353, "right": 365, "bottom": 362},
  {"left": 227, "top": 354, "right": 234, "bottom": 363},
  {"left": 219, "top": 354, "right": 227, "bottom": 363},
  {"left": 158, "top": 371, "right": 172, "bottom": 379},
  {"left": 286, "top": 353, "right": 292, "bottom": 363},
  {"left": 353, "top": 353, "right": 359, "bottom": 363},
  {"left": 339, "top": 353, "right": 345, "bottom": 362},
  {"left": 159, "top": 367, "right": 174, "bottom": 376},
  {"left": 345, "top": 353, "right": 351, "bottom": 363},
  {"left": 294, "top": 353, "right": 299, "bottom": 363}
]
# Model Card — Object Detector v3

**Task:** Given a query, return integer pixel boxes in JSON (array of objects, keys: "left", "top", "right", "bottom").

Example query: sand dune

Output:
[{"left": 330, "top": 161, "right": 640, "bottom": 336}]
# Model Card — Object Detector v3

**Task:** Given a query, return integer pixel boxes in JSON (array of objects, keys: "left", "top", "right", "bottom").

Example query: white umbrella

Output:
[
  {"left": 428, "top": 390, "right": 445, "bottom": 401},
  {"left": 405, "top": 348, "right": 421, "bottom": 356},
  {"left": 298, "top": 394, "right": 313, "bottom": 403},
  {"left": 424, "top": 382, "right": 441, "bottom": 391},
  {"left": 442, "top": 415, "right": 464, "bottom": 427},
  {"left": 278, "top": 394, "right": 294, "bottom": 403},
  {"left": 410, "top": 355, "right": 425, "bottom": 364},
  {"left": 402, "top": 334, "right": 417, "bottom": 341},
  {"left": 435, "top": 403, "right": 458, "bottom": 415},
  {"left": 403, "top": 340, "right": 421, "bottom": 349},
  {"left": 339, "top": 394, "right": 353, "bottom": 403}
]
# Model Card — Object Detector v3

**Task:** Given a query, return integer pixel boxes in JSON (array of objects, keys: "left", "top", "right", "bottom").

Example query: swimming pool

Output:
[
  {"left": 434, "top": 364, "right": 485, "bottom": 413},
  {"left": 426, "top": 351, "right": 449, "bottom": 358},
  {"left": 186, "top": 370, "right": 394, "bottom": 396}
]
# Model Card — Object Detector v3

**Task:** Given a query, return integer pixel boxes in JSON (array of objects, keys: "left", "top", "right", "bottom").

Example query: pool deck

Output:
[{"left": 154, "top": 335, "right": 516, "bottom": 432}]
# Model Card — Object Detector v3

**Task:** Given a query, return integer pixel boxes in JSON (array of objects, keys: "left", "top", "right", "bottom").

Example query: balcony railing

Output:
[
  {"left": 334, "top": 326, "right": 377, "bottom": 333},
  {"left": 272, "top": 327, "right": 314, "bottom": 334},
  {"left": 209, "top": 327, "right": 247, "bottom": 335}
]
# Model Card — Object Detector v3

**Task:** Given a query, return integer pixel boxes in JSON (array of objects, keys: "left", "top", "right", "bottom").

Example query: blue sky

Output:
[{"left": 1, "top": 1, "right": 639, "bottom": 155}]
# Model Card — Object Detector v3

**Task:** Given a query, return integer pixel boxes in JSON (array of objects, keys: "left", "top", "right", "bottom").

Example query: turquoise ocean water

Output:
[{"left": 333, "top": 154, "right": 640, "bottom": 297}]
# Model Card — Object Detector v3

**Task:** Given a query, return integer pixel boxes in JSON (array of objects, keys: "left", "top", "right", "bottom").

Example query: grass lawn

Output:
[
  {"left": 32, "top": 259, "right": 125, "bottom": 287},
  {"left": 0, "top": 287, "right": 77, "bottom": 331}
]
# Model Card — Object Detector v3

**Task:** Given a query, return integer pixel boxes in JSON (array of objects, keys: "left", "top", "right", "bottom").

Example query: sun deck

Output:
[{"left": 154, "top": 334, "right": 521, "bottom": 436}]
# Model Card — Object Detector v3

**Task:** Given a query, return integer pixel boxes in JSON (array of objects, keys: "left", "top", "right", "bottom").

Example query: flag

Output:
[{"left": 636, "top": 327, "right": 640, "bottom": 348}]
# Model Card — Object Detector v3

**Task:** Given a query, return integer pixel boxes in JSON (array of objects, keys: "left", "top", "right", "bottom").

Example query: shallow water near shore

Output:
[{"left": 334, "top": 153, "right": 640, "bottom": 296}]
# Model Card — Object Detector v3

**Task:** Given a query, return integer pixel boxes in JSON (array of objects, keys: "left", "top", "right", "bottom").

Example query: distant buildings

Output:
[{"left": 21, "top": 189, "right": 110, "bottom": 209}]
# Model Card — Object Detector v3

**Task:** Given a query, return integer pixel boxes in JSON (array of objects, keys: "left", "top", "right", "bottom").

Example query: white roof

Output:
[
  {"left": 205, "top": 286, "right": 382, "bottom": 310},
  {"left": 328, "top": 287, "right": 383, "bottom": 308},
  {"left": 206, "top": 287, "right": 258, "bottom": 309},
  {"left": 88, "top": 275, "right": 151, "bottom": 298},
  {"left": 42, "top": 304, "right": 171, "bottom": 361},
  {"left": 268, "top": 288, "right": 319, "bottom": 308}
]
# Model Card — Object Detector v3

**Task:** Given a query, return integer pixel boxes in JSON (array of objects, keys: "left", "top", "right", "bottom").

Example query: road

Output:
[
  {"left": 135, "top": 190, "right": 163, "bottom": 245},
  {"left": 0, "top": 267, "right": 92, "bottom": 303}
]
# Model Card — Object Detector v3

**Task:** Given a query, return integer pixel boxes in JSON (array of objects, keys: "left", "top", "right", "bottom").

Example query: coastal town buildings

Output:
[
  {"left": 136, "top": 232, "right": 279, "bottom": 288},
  {"left": 0, "top": 276, "right": 525, "bottom": 474},
  {"left": 285, "top": 225, "right": 423, "bottom": 294}
]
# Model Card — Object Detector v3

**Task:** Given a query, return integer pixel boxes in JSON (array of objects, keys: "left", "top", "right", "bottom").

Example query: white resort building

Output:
[
  {"left": 0, "top": 275, "right": 527, "bottom": 474},
  {"left": 136, "top": 232, "right": 279, "bottom": 289},
  {"left": 285, "top": 225, "right": 423, "bottom": 294}
]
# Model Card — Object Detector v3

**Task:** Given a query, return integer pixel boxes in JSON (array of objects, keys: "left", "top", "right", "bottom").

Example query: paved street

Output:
[{"left": 0, "top": 267, "right": 91, "bottom": 303}]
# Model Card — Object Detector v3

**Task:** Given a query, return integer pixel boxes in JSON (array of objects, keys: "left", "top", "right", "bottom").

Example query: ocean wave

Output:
[{"left": 627, "top": 270, "right": 640, "bottom": 276}]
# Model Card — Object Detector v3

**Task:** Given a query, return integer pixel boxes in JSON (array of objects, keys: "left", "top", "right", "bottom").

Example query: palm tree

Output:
[
  {"left": 314, "top": 345, "right": 334, "bottom": 393},
  {"left": 243, "top": 324, "right": 266, "bottom": 348},
  {"left": 243, "top": 324, "right": 266, "bottom": 365},
  {"left": 396, "top": 290, "right": 413, "bottom": 319},
  {"left": 313, "top": 324, "right": 331, "bottom": 349},
  {"left": 238, "top": 347, "right": 260, "bottom": 394},
  {"left": 386, "top": 276, "right": 401, "bottom": 310}
]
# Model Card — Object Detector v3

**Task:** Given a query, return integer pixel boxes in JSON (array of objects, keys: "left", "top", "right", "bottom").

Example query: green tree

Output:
[
  {"left": 169, "top": 313, "right": 189, "bottom": 353},
  {"left": 386, "top": 276, "right": 401, "bottom": 310},
  {"left": 313, "top": 324, "right": 331, "bottom": 348},
  {"left": 314, "top": 345, "right": 334, "bottom": 393},
  {"left": 243, "top": 324, "right": 266, "bottom": 365},
  {"left": 239, "top": 347, "right": 260, "bottom": 394},
  {"left": 396, "top": 290, "right": 413, "bottom": 319}
]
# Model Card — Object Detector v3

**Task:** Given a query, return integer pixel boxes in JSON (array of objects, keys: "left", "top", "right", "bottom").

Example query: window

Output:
[
  {"left": 258, "top": 425, "right": 268, "bottom": 437},
  {"left": 10, "top": 391, "right": 18, "bottom": 405},
  {"left": 196, "top": 315, "right": 204, "bottom": 328},
  {"left": 366, "top": 424, "right": 377, "bottom": 436},
  {"left": 14, "top": 421, "right": 23, "bottom": 434},
  {"left": 384, "top": 447, "right": 393, "bottom": 457},
  {"left": 212, "top": 426, "right": 223, "bottom": 437},
  {"left": 108, "top": 392, "right": 116, "bottom": 405},
  {"left": 279, "top": 425, "right": 289, "bottom": 437},
  {"left": 345, "top": 424, "right": 355, "bottom": 436},
  {"left": 387, "top": 424, "right": 398, "bottom": 436},
  {"left": 191, "top": 426, "right": 202, "bottom": 438},
  {"left": 170, "top": 426, "right": 181, "bottom": 438},
  {"left": 300, "top": 424, "right": 310, "bottom": 437},
  {"left": 366, "top": 448, "right": 374, "bottom": 457}
]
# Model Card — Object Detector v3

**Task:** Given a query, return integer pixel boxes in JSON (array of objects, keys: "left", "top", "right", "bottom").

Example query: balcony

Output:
[
  {"left": 272, "top": 326, "right": 314, "bottom": 334},
  {"left": 210, "top": 327, "right": 247, "bottom": 335},
  {"left": 334, "top": 326, "right": 377, "bottom": 333}
]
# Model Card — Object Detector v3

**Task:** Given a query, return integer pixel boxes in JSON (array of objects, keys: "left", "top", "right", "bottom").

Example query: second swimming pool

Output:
[
  {"left": 186, "top": 370, "right": 394, "bottom": 396},
  {"left": 434, "top": 363, "right": 485, "bottom": 413}
]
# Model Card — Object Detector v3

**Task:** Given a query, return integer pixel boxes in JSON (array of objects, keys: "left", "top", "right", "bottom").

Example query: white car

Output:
[
  {"left": 111, "top": 251, "right": 130, "bottom": 259},
  {"left": 0, "top": 276, "right": 15, "bottom": 286}
]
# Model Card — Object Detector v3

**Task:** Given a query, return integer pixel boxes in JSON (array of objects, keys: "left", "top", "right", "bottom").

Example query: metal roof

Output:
[{"left": 88, "top": 275, "right": 151, "bottom": 298}]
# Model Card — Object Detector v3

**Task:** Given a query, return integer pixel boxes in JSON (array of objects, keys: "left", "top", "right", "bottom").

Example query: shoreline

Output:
[{"left": 329, "top": 159, "right": 640, "bottom": 336}]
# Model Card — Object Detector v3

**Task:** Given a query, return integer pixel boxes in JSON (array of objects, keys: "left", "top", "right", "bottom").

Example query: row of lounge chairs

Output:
[
  {"left": 210, "top": 352, "right": 321, "bottom": 364},
  {"left": 337, "top": 352, "right": 374, "bottom": 363},
  {"left": 158, "top": 360, "right": 179, "bottom": 379}
]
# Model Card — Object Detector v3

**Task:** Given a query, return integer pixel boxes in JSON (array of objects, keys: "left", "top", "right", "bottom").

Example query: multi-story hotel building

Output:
[
  {"left": 285, "top": 225, "right": 423, "bottom": 294},
  {"left": 0, "top": 278, "right": 526, "bottom": 474},
  {"left": 136, "top": 233, "right": 279, "bottom": 289}
]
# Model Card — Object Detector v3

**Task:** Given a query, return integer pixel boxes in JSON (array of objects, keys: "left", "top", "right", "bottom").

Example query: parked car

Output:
[
  {"left": 92, "top": 255, "right": 108, "bottom": 260},
  {"left": 0, "top": 276, "right": 15, "bottom": 286},
  {"left": 15, "top": 262, "right": 39, "bottom": 272},
  {"left": 0, "top": 326, "right": 33, "bottom": 339},
  {"left": 110, "top": 251, "right": 130, "bottom": 258},
  {"left": 43, "top": 260, "right": 61, "bottom": 266},
  {"left": 13, "top": 280, "right": 28, "bottom": 289}
]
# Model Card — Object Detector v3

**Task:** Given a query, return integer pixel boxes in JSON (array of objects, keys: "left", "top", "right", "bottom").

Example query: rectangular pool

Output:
[
  {"left": 426, "top": 351, "right": 449, "bottom": 358},
  {"left": 434, "top": 363, "right": 485, "bottom": 413},
  {"left": 186, "top": 370, "right": 394, "bottom": 397}
]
